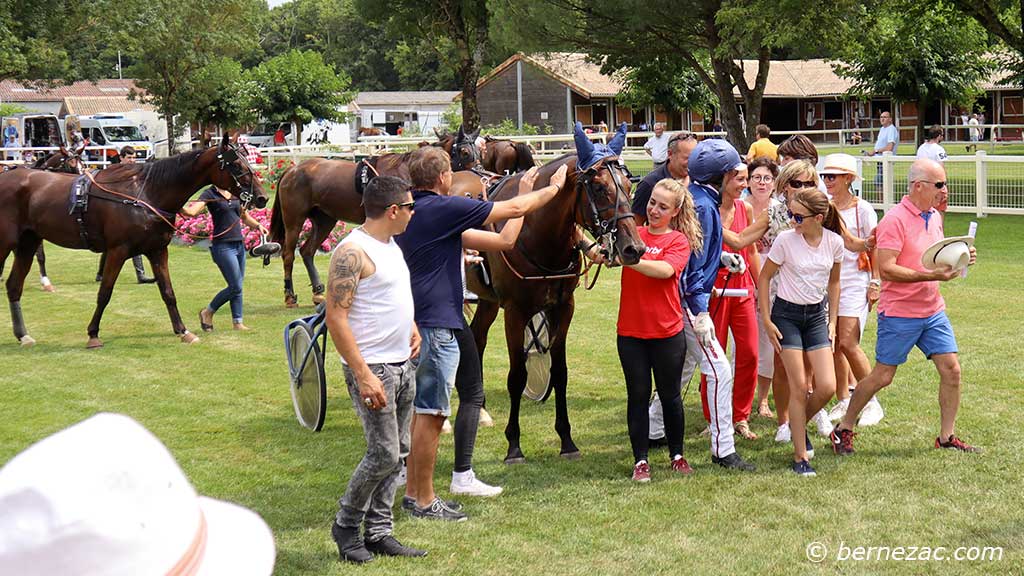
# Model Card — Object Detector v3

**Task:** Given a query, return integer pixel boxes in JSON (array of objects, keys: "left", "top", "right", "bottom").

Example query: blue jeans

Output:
[
  {"left": 209, "top": 241, "right": 245, "bottom": 323},
  {"left": 412, "top": 327, "right": 460, "bottom": 417}
]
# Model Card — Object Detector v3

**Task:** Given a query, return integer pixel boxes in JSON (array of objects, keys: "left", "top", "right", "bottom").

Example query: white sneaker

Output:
[
  {"left": 450, "top": 469, "right": 503, "bottom": 497},
  {"left": 827, "top": 398, "right": 850, "bottom": 422},
  {"left": 775, "top": 422, "right": 791, "bottom": 443},
  {"left": 442, "top": 419, "right": 452, "bottom": 434},
  {"left": 812, "top": 409, "right": 834, "bottom": 437},
  {"left": 858, "top": 396, "right": 885, "bottom": 427},
  {"left": 479, "top": 408, "right": 494, "bottom": 428},
  {"left": 396, "top": 462, "right": 407, "bottom": 487}
]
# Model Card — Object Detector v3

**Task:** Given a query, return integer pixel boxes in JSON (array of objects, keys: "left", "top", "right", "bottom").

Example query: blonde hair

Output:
[
  {"left": 775, "top": 160, "right": 816, "bottom": 202},
  {"left": 653, "top": 178, "right": 703, "bottom": 255}
]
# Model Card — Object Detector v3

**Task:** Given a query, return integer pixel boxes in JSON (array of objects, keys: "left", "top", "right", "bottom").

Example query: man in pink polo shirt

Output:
[{"left": 830, "top": 159, "right": 979, "bottom": 455}]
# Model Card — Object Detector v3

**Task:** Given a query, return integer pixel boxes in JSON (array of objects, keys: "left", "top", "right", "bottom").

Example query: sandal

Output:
[
  {"left": 757, "top": 403, "right": 775, "bottom": 419},
  {"left": 198, "top": 309, "right": 214, "bottom": 332},
  {"left": 736, "top": 420, "right": 759, "bottom": 440}
]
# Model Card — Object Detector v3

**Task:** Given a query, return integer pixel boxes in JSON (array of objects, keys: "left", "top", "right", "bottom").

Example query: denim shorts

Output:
[
  {"left": 876, "top": 310, "right": 958, "bottom": 366},
  {"left": 412, "top": 327, "right": 460, "bottom": 417},
  {"left": 770, "top": 297, "right": 831, "bottom": 351}
]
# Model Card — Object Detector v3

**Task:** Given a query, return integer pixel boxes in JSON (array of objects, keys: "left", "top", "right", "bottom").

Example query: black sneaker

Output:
[
  {"left": 411, "top": 497, "right": 468, "bottom": 522},
  {"left": 137, "top": 276, "right": 157, "bottom": 284},
  {"left": 331, "top": 522, "right": 373, "bottom": 564},
  {"left": 805, "top": 433, "right": 815, "bottom": 460},
  {"left": 365, "top": 535, "right": 428, "bottom": 558},
  {"left": 401, "top": 495, "right": 463, "bottom": 512},
  {"left": 792, "top": 459, "right": 817, "bottom": 477},
  {"left": 711, "top": 452, "right": 756, "bottom": 472}
]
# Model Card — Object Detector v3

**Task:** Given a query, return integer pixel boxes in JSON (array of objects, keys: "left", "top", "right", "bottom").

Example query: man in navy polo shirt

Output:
[{"left": 396, "top": 146, "right": 559, "bottom": 521}]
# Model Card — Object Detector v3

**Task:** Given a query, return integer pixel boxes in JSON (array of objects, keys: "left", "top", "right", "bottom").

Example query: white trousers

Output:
[{"left": 649, "top": 310, "right": 736, "bottom": 458}]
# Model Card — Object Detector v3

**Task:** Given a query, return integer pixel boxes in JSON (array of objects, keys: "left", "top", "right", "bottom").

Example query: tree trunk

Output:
[
  {"left": 167, "top": 112, "right": 178, "bottom": 155},
  {"left": 460, "top": 59, "right": 481, "bottom": 132},
  {"left": 292, "top": 118, "right": 303, "bottom": 146},
  {"left": 709, "top": 56, "right": 749, "bottom": 151}
]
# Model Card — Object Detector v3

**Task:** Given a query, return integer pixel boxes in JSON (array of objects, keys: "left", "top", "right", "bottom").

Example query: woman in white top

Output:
[
  {"left": 820, "top": 154, "right": 884, "bottom": 426},
  {"left": 757, "top": 162, "right": 844, "bottom": 477}
]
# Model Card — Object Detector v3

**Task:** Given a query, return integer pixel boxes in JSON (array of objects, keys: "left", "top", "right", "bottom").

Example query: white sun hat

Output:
[
  {"left": 0, "top": 413, "right": 275, "bottom": 576},
  {"left": 921, "top": 235, "right": 975, "bottom": 271},
  {"left": 819, "top": 153, "right": 861, "bottom": 180}
]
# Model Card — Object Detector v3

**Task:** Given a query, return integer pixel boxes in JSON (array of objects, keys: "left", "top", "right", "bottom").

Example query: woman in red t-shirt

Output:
[{"left": 601, "top": 178, "right": 703, "bottom": 482}]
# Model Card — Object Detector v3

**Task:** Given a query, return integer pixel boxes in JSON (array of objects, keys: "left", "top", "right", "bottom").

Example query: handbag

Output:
[{"left": 854, "top": 203, "right": 873, "bottom": 272}]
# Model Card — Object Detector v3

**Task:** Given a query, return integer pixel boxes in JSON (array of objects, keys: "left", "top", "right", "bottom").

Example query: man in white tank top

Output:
[{"left": 325, "top": 176, "right": 427, "bottom": 564}]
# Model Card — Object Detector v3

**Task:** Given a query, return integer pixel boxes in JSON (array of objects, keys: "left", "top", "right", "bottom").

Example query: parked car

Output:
[{"left": 79, "top": 115, "right": 153, "bottom": 162}]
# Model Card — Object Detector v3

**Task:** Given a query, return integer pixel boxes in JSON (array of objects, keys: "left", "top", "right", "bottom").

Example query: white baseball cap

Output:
[{"left": 0, "top": 413, "right": 275, "bottom": 576}]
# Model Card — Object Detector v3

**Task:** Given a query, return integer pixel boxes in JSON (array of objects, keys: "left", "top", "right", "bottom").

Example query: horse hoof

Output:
[
  {"left": 285, "top": 294, "right": 298, "bottom": 308},
  {"left": 560, "top": 451, "right": 582, "bottom": 461},
  {"left": 42, "top": 284, "right": 55, "bottom": 293},
  {"left": 181, "top": 332, "right": 200, "bottom": 344},
  {"left": 504, "top": 456, "right": 526, "bottom": 465},
  {"left": 19, "top": 335, "right": 36, "bottom": 347},
  {"left": 312, "top": 293, "right": 325, "bottom": 305},
  {"left": 86, "top": 338, "right": 103, "bottom": 349}
]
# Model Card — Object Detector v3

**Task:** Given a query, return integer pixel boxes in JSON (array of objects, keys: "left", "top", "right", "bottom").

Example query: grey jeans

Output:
[{"left": 336, "top": 360, "right": 415, "bottom": 540}]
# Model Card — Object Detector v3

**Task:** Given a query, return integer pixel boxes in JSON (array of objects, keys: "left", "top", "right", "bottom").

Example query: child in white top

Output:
[{"left": 757, "top": 161, "right": 844, "bottom": 476}]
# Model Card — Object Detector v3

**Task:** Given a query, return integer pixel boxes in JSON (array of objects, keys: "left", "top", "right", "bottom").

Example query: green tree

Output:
[
  {"left": 245, "top": 49, "right": 353, "bottom": 145},
  {"left": 606, "top": 56, "right": 715, "bottom": 119},
  {"left": 176, "top": 58, "right": 256, "bottom": 131},
  {"left": 493, "top": 0, "right": 862, "bottom": 149},
  {"left": 124, "top": 0, "right": 264, "bottom": 152},
  {"left": 1, "top": 0, "right": 122, "bottom": 83},
  {"left": 948, "top": 0, "right": 1023, "bottom": 86},
  {"left": 836, "top": 2, "right": 993, "bottom": 143}
]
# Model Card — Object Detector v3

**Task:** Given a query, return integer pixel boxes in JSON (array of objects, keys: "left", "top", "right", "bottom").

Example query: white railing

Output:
[{"left": 0, "top": 144, "right": 152, "bottom": 169}]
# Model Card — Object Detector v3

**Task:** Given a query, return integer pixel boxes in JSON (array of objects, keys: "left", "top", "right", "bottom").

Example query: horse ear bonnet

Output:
[{"left": 574, "top": 121, "right": 626, "bottom": 171}]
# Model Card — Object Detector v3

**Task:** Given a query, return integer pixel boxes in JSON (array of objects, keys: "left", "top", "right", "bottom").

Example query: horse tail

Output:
[
  {"left": 269, "top": 166, "right": 294, "bottom": 245},
  {"left": 514, "top": 142, "right": 535, "bottom": 172}
]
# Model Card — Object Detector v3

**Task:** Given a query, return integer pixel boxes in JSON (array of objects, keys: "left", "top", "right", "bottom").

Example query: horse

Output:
[
  {"left": 269, "top": 137, "right": 484, "bottom": 307},
  {"left": 466, "top": 126, "right": 645, "bottom": 464},
  {"left": 481, "top": 136, "right": 535, "bottom": 175},
  {"left": 428, "top": 126, "right": 481, "bottom": 172},
  {"left": 0, "top": 135, "right": 266, "bottom": 348},
  {"left": 357, "top": 126, "right": 387, "bottom": 138}
]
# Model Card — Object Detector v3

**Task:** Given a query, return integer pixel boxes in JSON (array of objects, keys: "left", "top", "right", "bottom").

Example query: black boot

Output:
[
  {"left": 133, "top": 256, "right": 156, "bottom": 284},
  {"left": 331, "top": 523, "right": 373, "bottom": 564},
  {"left": 365, "top": 535, "right": 427, "bottom": 558}
]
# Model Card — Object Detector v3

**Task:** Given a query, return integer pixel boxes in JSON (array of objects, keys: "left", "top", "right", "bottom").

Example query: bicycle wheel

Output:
[
  {"left": 523, "top": 312, "right": 552, "bottom": 402},
  {"left": 289, "top": 323, "right": 327, "bottom": 431}
]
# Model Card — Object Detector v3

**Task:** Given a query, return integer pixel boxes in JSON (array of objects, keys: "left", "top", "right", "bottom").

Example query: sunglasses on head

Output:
[
  {"left": 786, "top": 209, "right": 815, "bottom": 224},
  {"left": 788, "top": 179, "right": 818, "bottom": 189}
]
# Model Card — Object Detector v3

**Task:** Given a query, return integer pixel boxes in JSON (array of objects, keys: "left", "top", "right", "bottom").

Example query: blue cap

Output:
[
  {"left": 574, "top": 122, "right": 627, "bottom": 171},
  {"left": 687, "top": 139, "right": 745, "bottom": 184}
]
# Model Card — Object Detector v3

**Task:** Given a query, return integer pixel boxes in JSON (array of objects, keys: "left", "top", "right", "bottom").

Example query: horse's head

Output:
[
  {"left": 42, "top": 144, "right": 86, "bottom": 174},
  {"left": 213, "top": 134, "right": 267, "bottom": 209},
  {"left": 451, "top": 126, "right": 481, "bottom": 171}
]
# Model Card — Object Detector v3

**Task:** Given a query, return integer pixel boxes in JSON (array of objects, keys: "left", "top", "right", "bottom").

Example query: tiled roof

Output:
[
  {"left": 62, "top": 96, "right": 156, "bottom": 116},
  {"left": 0, "top": 79, "right": 145, "bottom": 102},
  {"left": 735, "top": 59, "right": 854, "bottom": 98},
  {"left": 477, "top": 53, "right": 623, "bottom": 98}
]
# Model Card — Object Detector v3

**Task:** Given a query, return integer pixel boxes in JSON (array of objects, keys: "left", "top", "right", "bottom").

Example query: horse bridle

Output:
[
  {"left": 577, "top": 160, "right": 633, "bottom": 264},
  {"left": 216, "top": 145, "right": 256, "bottom": 206},
  {"left": 450, "top": 138, "right": 480, "bottom": 171}
]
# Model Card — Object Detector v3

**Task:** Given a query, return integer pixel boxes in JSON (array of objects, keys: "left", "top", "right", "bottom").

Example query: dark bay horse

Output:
[
  {"left": 0, "top": 136, "right": 266, "bottom": 347},
  {"left": 466, "top": 132, "right": 644, "bottom": 464},
  {"left": 269, "top": 136, "right": 483, "bottom": 307},
  {"left": 482, "top": 136, "right": 535, "bottom": 175}
]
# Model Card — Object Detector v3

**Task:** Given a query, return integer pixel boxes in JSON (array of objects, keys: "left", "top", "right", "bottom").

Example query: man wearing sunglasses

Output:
[
  {"left": 831, "top": 159, "right": 979, "bottom": 456},
  {"left": 631, "top": 132, "right": 697, "bottom": 225}
]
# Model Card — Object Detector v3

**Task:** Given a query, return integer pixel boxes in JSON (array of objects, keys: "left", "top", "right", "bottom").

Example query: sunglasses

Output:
[
  {"left": 394, "top": 200, "right": 416, "bottom": 211},
  {"left": 787, "top": 209, "right": 816, "bottom": 224},
  {"left": 913, "top": 180, "right": 946, "bottom": 189},
  {"left": 788, "top": 179, "right": 818, "bottom": 189},
  {"left": 822, "top": 174, "right": 845, "bottom": 181}
]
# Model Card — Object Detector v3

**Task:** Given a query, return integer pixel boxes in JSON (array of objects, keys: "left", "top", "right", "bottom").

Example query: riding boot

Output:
[{"left": 134, "top": 256, "right": 156, "bottom": 284}]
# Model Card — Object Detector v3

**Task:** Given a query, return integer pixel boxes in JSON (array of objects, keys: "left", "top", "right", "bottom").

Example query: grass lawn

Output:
[{"left": 2, "top": 213, "right": 1022, "bottom": 575}]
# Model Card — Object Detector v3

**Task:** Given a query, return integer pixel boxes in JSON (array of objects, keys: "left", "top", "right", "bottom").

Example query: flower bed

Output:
[{"left": 173, "top": 208, "right": 347, "bottom": 254}]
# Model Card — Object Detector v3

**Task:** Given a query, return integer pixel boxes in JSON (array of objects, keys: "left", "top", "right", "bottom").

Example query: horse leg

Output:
[
  {"left": 86, "top": 247, "right": 130, "bottom": 348},
  {"left": 5, "top": 235, "right": 42, "bottom": 346},
  {"left": 147, "top": 248, "right": 197, "bottom": 344},
  {"left": 303, "top": 211, "right": 336, "bottom": 305},
  {"left": 548, "top": 297, "right": 580, "bottom": 458},
  {"left": 36, "top": 244, "right": 54, "bottom": 291},
  {"left": 282, "top": 223, "right": 300, "bottom": 307},
  {"left": 502, "top": 306, "right": 530, "bottom": 464}
]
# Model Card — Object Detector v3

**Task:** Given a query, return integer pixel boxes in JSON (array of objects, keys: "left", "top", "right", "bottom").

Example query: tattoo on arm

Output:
[{"left": 327, "top": 248, "right": 362, "bottom": 309}]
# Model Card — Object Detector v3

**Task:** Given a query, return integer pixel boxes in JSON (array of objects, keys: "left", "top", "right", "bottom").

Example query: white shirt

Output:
[
  {"left": 768, "top": 229, "right": 844, "bottom": 305},
  {"left": 644, "top": 134, "right": 669, "bottom": 163},
  {"left": 337, "top": 228, "right": 415, "bottom": 364},
  {"left": 916, "top": 141, "right": 948, "bottom": 163},
  {"left": 837, "top": 199, "right": 878, "bottom": 283}
]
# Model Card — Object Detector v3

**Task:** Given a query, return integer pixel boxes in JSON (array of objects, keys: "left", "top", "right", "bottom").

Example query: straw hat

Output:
[
  {"left": 819, "top": 153, "right": 861, "bottom": 180},
  {"left": 0, "top": 413, "right": 276, "bottom": 576},
  {"left": 921, "top": 236, "right": 974, "bottom": 271}
]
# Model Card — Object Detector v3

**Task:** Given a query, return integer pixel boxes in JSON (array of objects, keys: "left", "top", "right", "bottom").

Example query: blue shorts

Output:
[
  {"left": 875, "top": 311, "right": 958, "bottom": 366},
  {"left": 412, "top": 327, "right": 460, "bottom": 417},
  {"left": 770, "top": 297, "right": 831, "bottom": 352}
]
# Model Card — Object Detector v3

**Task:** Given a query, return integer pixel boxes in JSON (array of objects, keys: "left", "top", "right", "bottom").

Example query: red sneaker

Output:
[
  {"left": 632, "top": 461, "right": 651, "bottom": 482},
  {"left": 830, "top": 427, "right": 857, "bottom": 456},
  {"left": 935, "top": 435, "right": 982, "bottom": 453},
  {"left": 671, "top": 456, "right": 694, "bottom": 475}
]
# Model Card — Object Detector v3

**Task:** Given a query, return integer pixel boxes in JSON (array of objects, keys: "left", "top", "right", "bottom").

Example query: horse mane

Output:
[{"left": 100, "top": 148, "right": 207, "bottom": 188}]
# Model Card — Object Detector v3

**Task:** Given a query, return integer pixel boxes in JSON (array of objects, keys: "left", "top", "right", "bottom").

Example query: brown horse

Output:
[
  {"left": 0, "top": 136, "right": 266, "bottom": 347},
  {"left": 482, "top": 136, "right": 535, "bottom": 175},
  {"left": 466, "top": 135, "right": 644, "bottom": 464},
  {"left": 269, "top": 137, "right": 484, "bottom": 307},
  {"left": 357, "top": 126, "right": 387, "bottom": 138}
]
